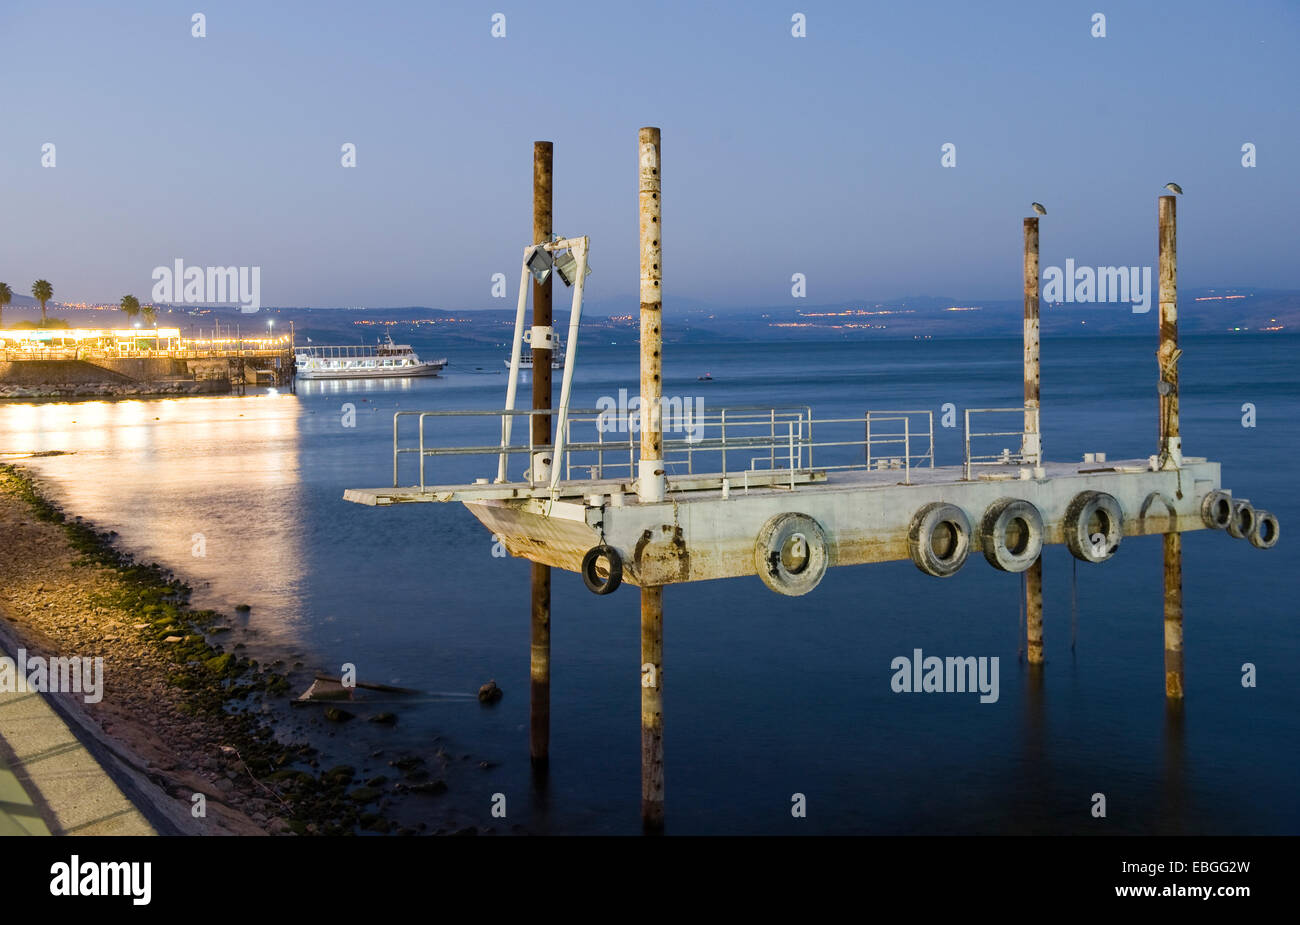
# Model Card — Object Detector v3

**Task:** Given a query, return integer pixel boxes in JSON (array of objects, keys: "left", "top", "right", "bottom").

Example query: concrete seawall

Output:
[
  {"left": 0, "top": 359, "right": 231, "bottom": 399},
  {"left": 0, "top": 360, "right": 136, "bottom": 385}
]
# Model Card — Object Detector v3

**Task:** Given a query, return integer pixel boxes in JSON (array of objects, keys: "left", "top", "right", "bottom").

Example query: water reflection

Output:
[
  {"left": 1163, "top": 698, "right": 1188, "bottom": 834},
  {"left": 0, "top": 394, "right": 309, "bottom": 648},
  {"left": 296, "top": 377, "right": 427, "bottom": 397}
]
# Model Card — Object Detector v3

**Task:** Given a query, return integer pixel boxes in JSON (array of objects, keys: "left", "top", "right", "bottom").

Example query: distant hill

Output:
[{"left": 7, "top": 288, "right": 1297, "bottom": 342}]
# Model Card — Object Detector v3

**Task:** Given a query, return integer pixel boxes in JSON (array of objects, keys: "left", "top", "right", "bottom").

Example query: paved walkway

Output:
[{"left": 0, "top": 643, "right": 153, "bottom": 836}]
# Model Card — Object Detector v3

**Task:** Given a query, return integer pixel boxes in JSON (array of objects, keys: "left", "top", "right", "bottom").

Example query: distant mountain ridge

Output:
[{"left": 4, "top": 288, "right": 1296, "bottom": 342}]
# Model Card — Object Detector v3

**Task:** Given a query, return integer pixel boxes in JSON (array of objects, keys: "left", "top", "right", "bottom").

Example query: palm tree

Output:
[
  {"left": 120, "top": 294, "right": 140, "bottom": 323},
  {"left": 141, "top": 303, "right": 156, "bottom": 326},
  {"left": 0, "top": 282, "right": 11, "bottom": 329},
  {"left": 32, "top": 280, "right": 53, "bottom": 326}
]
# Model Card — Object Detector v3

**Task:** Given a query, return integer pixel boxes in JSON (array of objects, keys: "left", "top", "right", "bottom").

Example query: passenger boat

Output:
[
  {"left": 505, "top": 342, "right": 565, "bottom": 370},
  {"left": 295, "top": 336, "right": 446, "bottom": 380}
]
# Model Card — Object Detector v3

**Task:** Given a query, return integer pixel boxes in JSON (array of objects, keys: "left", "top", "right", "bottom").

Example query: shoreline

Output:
[
  {"left": 0, "top": 381, "right": 230, "bottom": 400},
  {"left": 0, "top": 464, "right": 446, "bottom": 836}
]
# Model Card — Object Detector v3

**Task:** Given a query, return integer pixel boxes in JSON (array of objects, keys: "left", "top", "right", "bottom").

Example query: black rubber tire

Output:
[
  {"left": 581, "top": 545, "right": 623, "bottom": 595},
  {"left": 979, "top": 497, "right": 1044, "bottom": 573},
  {"left": 1249, "top": 510, "right": 1279, "bottom": 550},
  {"left": 1064, "top": 490, "right": 1123, "bottom": 563},
  {"left": 1228, "top": 499, "right": 1255, "bottom": 540},
  {"left": 907, "top": 502, "right": 972, "bottom": 577},
  {"left": 1200, "top": 490, "right": 1233, "bottom": 530},
  {"left": 754, "top": 512, "right": 829, "bottom": 596}
]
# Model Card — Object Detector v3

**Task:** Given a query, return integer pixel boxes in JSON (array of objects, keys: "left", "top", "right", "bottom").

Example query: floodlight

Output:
[
  {"left": 526, "top": 245, "right": 553, "bottom": 285},
  {"left": 553, "top": 250, "right": 591, "bottom": 287}
]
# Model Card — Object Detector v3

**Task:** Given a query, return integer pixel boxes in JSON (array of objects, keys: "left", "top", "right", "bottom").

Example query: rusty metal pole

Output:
[
  {"left": 1025, "top": 560, "right": 1044, "bottom": 665},
  {"left": 641, "top": 586, "right": 665, "bottom": 830},
  {"left": 638, "top": 127, "right": 665, "bottom": 503},
  {"left": 638, "top": 127, "right": 665, "bottom": 831},
  {"left": 1163, "top": 533, "right": 1183, "bottom": 698},
  {"left": 1023, "top": 217, "right": 1041, "bottom": 465},
  {"left": 1158, "top": 194, "right": 1184, "bottom": 699},
  {"left": 530, "top": 141, "right": 553, "bottom": 769},
  {"left": 1023, "top": 217, "right": 1044, "bottom": 665},
  {"left": 1158, "top": 195, "right": 1181, "bottom": 467}
]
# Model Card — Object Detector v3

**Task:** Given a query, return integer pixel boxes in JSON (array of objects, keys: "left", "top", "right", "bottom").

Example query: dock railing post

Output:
[
  {"left": 1158, "top": 194, "right": 1184, "bottom": 699},
  {"left": 963, "top": 410, "right": 971, "bottom": 481},
  {"left": 530, "top": 141, "right": 553, "bottom": 771},
  {"left": 638, "top": 126, "right": 666, "bottom": 832},
  {"left": 904, "top": 416, "right": 911, "bottom": 485}
]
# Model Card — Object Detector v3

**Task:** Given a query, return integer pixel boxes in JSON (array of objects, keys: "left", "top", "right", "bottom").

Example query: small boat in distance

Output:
[
  {"left": 296, "top": 335, "right": 447, "bottom": 380},
  {"left": 698, "top": 372, "right": 713, "bottom": 381},
  {"left": 506, "top": 340, "right": 565, "bottom": 370}
]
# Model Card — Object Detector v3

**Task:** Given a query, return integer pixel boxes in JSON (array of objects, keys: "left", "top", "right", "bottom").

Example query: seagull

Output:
[
  {"left": 1164, "top": 182, "right": 1183, "bottom": 195},
  {"left": 1031, "top": 202, "right": 1047, "bottom": 215}
]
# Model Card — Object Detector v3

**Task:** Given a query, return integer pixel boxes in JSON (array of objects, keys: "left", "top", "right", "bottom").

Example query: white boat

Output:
[
  {"left": 505, "top": 341, "right": 565, "bottom": 370},
  {"left": 296, "top": 336, "right": 446, "bottom": 380}
]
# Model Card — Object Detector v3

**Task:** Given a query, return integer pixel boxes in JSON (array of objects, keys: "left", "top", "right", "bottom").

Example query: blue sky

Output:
[{"left": 2, "top": 0, "right": 1297, "bottom": 309}]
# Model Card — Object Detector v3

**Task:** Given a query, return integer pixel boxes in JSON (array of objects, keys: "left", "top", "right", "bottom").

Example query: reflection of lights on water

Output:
[
  {"left": 0, "top": 394, "right": 308, "bottom": 642},
  {"left": 298, "top": 376, "right": 426, "bottom": 396}
]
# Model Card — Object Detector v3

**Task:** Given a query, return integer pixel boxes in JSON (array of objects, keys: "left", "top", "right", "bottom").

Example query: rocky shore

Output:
[
  {"left": 0, "top": 464, "right": 484, "bottom": 835},
  {"left": 0, "top": 379, "right": 229, "bottom": 400}
]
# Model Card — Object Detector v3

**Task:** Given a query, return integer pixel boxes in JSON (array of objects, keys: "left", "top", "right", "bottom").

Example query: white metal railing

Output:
[
  {"left": 864, "top": 410, "right": 935, "bottom": 476},
  {"left": 393, "top": 404, "right": 942, "bottom": 493},
  {"left": 963, "top": 407, "right": 1029, "bottom": 480},
  {"left": 393, "top": 408, "right": 602, "bottom": 491},
  {"left": 562, "top": 406, "right": 812, "bottom": 483}
]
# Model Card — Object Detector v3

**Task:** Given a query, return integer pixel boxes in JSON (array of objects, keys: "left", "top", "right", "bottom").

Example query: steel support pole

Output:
[
  {"left": 1158, "top": 195, "right": 1180, "bottom": 467},
  {"left": 1026, "top": 558, "right": 1044, "bottom": 666},
  {"left": 638, "top": 127, "right": 666, "bottom": 831},
  {"left": 1164, "top": 532, "right": 1184, "bottom": 698},
  {"left": 641, "top": 586, "right": 664, "bottom": 830},
  {"left": 1023, "top": 216, "right": 1044, "bottom": 665},
  {"left": 1158, "top": 194, "right": 1184, "bottom": 699},
  {"left": 530, "top": 141, "right": 553, "bottom": 768},
  {"left": 1023, "top": 217, "right": 1041, "bottom": 465},
  {"left": 638, "top": 127, "right": 665, "bottom": 503}
]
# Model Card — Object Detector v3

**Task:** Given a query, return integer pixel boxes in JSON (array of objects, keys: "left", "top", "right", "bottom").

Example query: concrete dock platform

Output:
[{"left": 347, "top": 456, "right": 1230, "bottom": 590}]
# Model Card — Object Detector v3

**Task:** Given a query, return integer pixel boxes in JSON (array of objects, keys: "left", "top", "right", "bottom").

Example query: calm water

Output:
[{"left": 2, "top": 333, "right": 1297, "bottom": 834}]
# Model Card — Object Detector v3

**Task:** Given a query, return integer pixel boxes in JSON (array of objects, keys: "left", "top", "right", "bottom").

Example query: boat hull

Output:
[{"left": 297, "top": 360, "right": 446, "bottom": 380}]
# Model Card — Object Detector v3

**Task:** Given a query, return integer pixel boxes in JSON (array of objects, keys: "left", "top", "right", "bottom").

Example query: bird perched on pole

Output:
[
  {"left": 1031, "top": 202, "right": 1047, "bottom": 216},
  {"left": 1164, "top": 182, "right": 1183, "bottom": 195}
]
